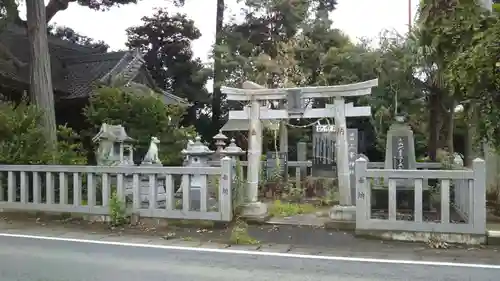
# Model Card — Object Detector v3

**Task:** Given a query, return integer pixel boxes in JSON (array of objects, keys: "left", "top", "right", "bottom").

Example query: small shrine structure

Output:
[{"left": 92, "top": 123, "right": 134, "bottom": 166}]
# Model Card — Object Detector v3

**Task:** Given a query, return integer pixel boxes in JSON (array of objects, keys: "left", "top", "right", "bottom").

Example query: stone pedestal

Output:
[
  {"left": 326, "top": 205, "right": 356, "bottom": 230},
  {"left": 240, "top": 201, "right": 270, "bottom": 222},
  {"left": 329, "top": 205, "right": 356, "bottom": 221}
]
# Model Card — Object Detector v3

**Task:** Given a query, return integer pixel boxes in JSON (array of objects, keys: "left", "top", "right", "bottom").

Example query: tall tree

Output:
[
  {"left": 211, "top": 0, "right": 225, "bottom": 138},
  {"left": 48, "top": 25, "right": 109, "bottom": 51},
  {"left": 445, "top": 3, "right": 499, "bottom": 150},
  {"left": 219, "top": 0, "right": 337, "bottom": 87},
  {"left": 2, "top": 0, "right": 144, "bottom": 154},
  {"left": 126, "top": 9, "right": 211, "bottom": 136},
  {"left": 26, "top": 0, "right": 58, "bottom": 153},
  {"left": 417, "top": 0, "right": 488, "bottom": 162}
]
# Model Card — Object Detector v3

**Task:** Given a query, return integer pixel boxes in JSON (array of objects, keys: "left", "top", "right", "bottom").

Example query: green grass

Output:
[
  {"left": 229, "top": 221, "right": 259, "bottom": 245},
  {"left": 268, "top": 200, "right": 318, "bottom": 217}
]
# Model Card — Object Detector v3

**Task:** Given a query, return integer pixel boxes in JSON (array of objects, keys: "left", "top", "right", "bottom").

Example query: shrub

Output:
[
  {"left": 84, "top": 87, "right": 195, "bottom": 165},
  {"left": 0, "top": 100, "right": 87, "bottom": 165}
]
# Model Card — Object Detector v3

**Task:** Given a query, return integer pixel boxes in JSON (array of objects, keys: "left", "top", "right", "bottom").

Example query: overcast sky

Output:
[{"left": 39, "top": 0, "right": 419, "bottom": 63}]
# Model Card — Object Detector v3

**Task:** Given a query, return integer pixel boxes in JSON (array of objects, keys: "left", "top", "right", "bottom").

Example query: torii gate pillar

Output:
[
  {"left": 333, "top": 98, "right": 351, "bottom": 206},
  {"left": 240, "top": 81, "right": 268, "bottom": 220},
  {"left": 328, "top": 98, "right": 357, "bottom": 223}
]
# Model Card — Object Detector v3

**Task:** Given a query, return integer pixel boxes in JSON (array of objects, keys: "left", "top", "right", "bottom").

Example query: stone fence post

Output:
[{"left": 472, "top": 158, "right": 486, "bottom": 234}]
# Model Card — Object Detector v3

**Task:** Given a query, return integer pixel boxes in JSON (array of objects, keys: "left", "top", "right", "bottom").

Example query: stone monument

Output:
[
  {"left": 265, "top": 151, "right": 288, "bottom": 180},
  {"left": 374, "top": 116, "right": 420, "bottom": 210},
  {"left": 384, "top": 116, "right": 417, "bottom": 184}
]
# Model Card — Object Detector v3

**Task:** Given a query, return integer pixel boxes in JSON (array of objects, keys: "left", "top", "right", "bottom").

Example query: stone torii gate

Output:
[{"left": 221, "top": 79, "right": 378, "bottom": 220}]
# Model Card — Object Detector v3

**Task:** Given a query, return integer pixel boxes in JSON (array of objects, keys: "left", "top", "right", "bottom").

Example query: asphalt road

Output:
[{"left": 0, "top": 236, "right": 499, "bottom": 281}]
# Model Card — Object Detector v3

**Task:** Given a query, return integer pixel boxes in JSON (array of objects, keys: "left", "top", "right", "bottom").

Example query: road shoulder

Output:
[{"left": 1, "top": 213, "right": 500, "bottom": 265}]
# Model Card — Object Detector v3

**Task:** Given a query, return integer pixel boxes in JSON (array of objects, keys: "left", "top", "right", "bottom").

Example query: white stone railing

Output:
[
  {"left": 355, "top": 158, "right": 486, "bottom": 236},
  {"left": 0, "top": 158, "right": 234, "bottom": 222}
]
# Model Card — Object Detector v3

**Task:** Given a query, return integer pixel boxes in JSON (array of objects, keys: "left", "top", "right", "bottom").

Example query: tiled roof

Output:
[
  {"left": 62, "top": 51, "right": 132, "bottom": 99},
  {"left": 0, "top": 24, "right": 188, "bottom": 105},
  {"left": 0, "top": 24, "right": 105, "bottom": 94},
  {"left": 122, "top": 82, "right": 191, "bottom": 106}
]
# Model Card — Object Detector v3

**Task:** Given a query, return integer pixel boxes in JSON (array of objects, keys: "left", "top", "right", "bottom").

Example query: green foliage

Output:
[
  {"left": 48, "top": 25, "right": 109, "bottom": 51},
  {"left": 55, "top": 125, "right": 88, "bottom": 165},
  {"left": 443, "top": 2, "right": 500, "bottom": 150},
  {"left": 109, "top": 190, "right": 127, "bottom": 227},
  {"left": 84, "top": 87, "right": 196, "bottom": 165},
  {"left": 229, "top": 220, "right": 259, "bottom": 245},
  {"left": 268, "top": 200, "right": 317, "bottom": 217},
  {"left": 494, "top": 3, "right": 500, "bottom": 13},
  {"left": 218, "top": 0, "right": 339, "bottom": 87},
  {"left": 0, "top": 99, "right": 87, "bottom": 165},
  {"left": 232, "top": 160, "right": 246, "bottom": 214},
  {"left": 126, "top": 9, "right": 210, "bottom": 103},
  {"left": 125, "top": 8, "right": 211, "bottom": 139}
]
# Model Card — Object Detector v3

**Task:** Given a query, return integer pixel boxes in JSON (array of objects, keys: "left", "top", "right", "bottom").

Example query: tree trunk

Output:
[
  {"left": 26, "top": 0, "right": 58, "bottom": 156},
  {"left": 427, "top": 93, "right": 440, "bottom": 161},
  {"left": 464, "top": 104, "right": 481, "bottom": 167},
  {"left": 446, "top": 101, "right": 455, "bottom": 154},
  {"left": 211, "top": 0, "right": 224, "bottom": 137}
]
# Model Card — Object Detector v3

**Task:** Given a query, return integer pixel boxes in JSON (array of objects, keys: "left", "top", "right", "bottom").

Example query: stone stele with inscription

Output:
[{"left": 383, "top": 119, "right": 416, "bottom": 189}]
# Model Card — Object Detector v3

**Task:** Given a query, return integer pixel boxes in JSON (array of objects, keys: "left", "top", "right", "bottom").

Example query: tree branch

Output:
[
  {"left": 45, "top": 0, "right": 77, "bottom": 23},
  {"left": 0, "top": 41, "right": 28, "bottom": 69},
  {"left": 2, "top": 0, "right": 26, "bottom": 26}
]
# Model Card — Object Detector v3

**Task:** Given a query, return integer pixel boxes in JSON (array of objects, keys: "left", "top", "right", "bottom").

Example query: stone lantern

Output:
[
  {"left": 213, "top": 130, "right": 228, "bottom": 154},
  {"left": 221, "top": 138, "right": 245, "bottom": 161},
  {"left": 221, "top": 138, "right": 245, "bottom": 181},
  {"left": 181, "top": 136, "right": 215, "bottom": 210}
]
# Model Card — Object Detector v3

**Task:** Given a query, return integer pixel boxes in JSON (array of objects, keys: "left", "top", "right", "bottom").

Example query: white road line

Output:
[{"left": 0, "top": 232, "right": 499, "bottom": 269}]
